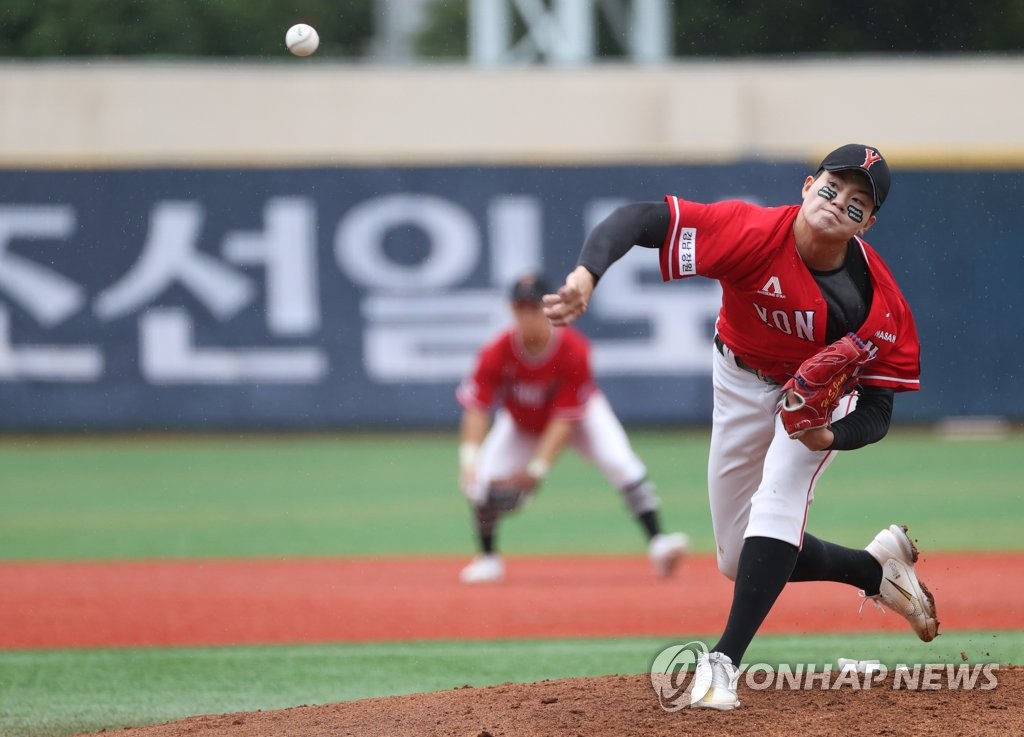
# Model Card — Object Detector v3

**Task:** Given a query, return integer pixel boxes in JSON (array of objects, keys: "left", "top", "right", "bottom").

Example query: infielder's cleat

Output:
[
  {"left": 864, "top": 524, "right": 939, "bottom": 642},
  {"left": 648, "top": 532, "right": 690, "bottom": 577},
  {"left": 690, "top": 651, "right": 741, "bottom": 710},
  {"left": 459, "top": 554, "right": 505, "bottom": 584}
]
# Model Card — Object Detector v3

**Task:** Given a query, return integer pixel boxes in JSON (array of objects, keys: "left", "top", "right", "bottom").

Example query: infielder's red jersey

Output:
[
  {"left": 456, "top": 326, "right": 596, "bottom": 434},
  {"left": 659, "top": 196, "right": 920, "bottom": 392}
]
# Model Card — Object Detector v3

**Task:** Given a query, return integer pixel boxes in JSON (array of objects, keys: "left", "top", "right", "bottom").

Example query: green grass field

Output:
[
  {"left": 1, "top": 429, "right": 1022, "bottom": 737},
  {"left": 2, "top": 429, "right": 1021, "bottom": 560},
  {"left": 4, "top": 632, "right": 1023, "bottom": 737}
]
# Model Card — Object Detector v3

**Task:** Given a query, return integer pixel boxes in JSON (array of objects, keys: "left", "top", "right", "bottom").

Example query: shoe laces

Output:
[
  {"left": 857, "top": 590, "right": 885, "bottom": 615},
  {"left": 708, "top": 653, "right": 736, "bottom": 688}
]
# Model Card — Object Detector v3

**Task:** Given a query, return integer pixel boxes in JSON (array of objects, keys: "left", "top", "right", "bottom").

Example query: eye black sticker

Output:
[
  {"left": 847, "top": 205, "right": 864, "bottom": 223},
  {"left": 817, "top": 185, "right": 837, "bottom": 201}
]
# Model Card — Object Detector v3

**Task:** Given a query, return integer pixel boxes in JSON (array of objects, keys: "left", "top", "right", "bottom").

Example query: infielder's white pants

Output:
[
  {"left": 468, "top": 393, "right": 648, "bottom": 504},
  {"left": 709, "top": 340, "right": 857, "bottom": 580}
]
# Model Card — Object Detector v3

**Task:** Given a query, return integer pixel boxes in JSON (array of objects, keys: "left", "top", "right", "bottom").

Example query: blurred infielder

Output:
[
  {"left": 456, "top": 273, "right": 688, "bottom": 584},
  {"left": 544, "top": 145, "right": 938, "bottom": 708}
]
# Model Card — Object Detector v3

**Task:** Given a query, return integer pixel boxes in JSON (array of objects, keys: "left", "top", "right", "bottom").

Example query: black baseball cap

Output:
[
  {"left": 509, "top": 273, "right": 552, "bottom": 304},
  {"left": 818, "top": 144, "right": 891, "bottom": 210}
]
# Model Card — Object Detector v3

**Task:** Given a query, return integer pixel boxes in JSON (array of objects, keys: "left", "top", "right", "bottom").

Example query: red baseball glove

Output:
[{"left": 779, "top": 333, "right": 871, "bottom": 439}]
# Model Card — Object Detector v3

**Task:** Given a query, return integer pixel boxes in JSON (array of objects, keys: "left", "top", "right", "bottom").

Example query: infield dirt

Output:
[
  {"left": 4, "top": 554, "right": 1022, "bottom": 648},
  {"left": 79, "top": 669, "right": 1024, "bottom": 737}
]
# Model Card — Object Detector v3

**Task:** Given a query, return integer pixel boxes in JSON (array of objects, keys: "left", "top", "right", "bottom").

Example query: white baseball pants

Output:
[
  {"left": 709, "top": 339, "right": 857, "bottom": 580},
  {"left": 468, "top": 392, "right": 648, "bottom": 504}
]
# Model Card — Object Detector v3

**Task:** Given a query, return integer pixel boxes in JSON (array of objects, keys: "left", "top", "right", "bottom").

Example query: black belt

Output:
[{"left": 714, "top": 334, "right": 780, "bottom": 386}]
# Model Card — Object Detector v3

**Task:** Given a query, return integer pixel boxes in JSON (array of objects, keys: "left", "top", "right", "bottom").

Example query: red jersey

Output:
[
  {"left": 659, "top": 196, "right": 920, "bottom": 392},
  {"left": 456, "top": 326, "right": 596, "bottom": 434}
]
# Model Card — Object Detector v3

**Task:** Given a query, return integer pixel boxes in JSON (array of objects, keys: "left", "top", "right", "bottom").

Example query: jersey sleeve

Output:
[
  {"left": 857, "top": 247, "right": 922, "bottom": 393},
  {"left": 456, "top": 339, "right": 503, "bottom": 411},
  {"left": 860, "top": 299, "right": 921, "bottom": 392},
  {"left": 659, "top": 196, "right": 790, "bottom": 282},
  {"left": 550, "top": 332, "right": 595, "bottom": 422}
]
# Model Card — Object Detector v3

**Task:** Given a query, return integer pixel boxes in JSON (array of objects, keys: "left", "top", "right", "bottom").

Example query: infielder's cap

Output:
[
  {"left": 818, "top": 143, "right": 891, "bottom": 210},
  {"left": 509, "top": 273, "right": 552, "bottom": 304}
]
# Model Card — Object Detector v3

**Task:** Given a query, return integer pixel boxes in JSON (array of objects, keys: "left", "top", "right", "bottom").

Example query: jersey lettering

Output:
[
  {"left": 753, "top": 305, "right": 816, "bottom": 342},
  {"left": 772, "top": 310, "right": 791, "bottom": 334},
  {"left": 512, "top": 381, "right": 550, "bottom": 407},
  {"left": 874, "top": 329, "right": 896, "bottom": 343},
  {"left": 794, "top": 311, "right": 815, "bottom": 342},
  {"left": 677, "top": 227, "right": 697, "bottom": 275}
]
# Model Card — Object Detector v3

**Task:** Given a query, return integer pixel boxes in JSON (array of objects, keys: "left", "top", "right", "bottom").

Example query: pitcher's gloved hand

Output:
[{"left": 779, "top": 333, "right": 870, "bottom": 439}]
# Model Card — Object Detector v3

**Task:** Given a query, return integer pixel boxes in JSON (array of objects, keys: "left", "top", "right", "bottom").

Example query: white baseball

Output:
[{"left": 286, "top": 24, "right": 319, "bottom": 57}]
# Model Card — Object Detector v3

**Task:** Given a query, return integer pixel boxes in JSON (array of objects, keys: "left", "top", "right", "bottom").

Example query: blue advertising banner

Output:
[{"left": 0, "top": 164, "right": 1020, "bottom": 429}]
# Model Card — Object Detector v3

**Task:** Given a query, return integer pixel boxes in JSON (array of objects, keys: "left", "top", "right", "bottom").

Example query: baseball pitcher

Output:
[{"left": 544, "top": 144, "right": 937, "bottom": 710}]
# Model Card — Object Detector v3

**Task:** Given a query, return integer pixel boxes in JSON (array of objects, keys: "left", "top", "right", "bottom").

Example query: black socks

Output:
[
  {"left": 712, "top": 536, "right": 798, "bottom": 664},
  {"left": 713, "top": 532, "right": 885, "bottom": 664},
  {"left": 474, "top": 505, "right": 499, "bottom": 554},
  {"left": 790, "top": 532, "right": 883, "bottom": 595},
  {"left": 637, "top": 510, "right": 660, "bottom": 540}
]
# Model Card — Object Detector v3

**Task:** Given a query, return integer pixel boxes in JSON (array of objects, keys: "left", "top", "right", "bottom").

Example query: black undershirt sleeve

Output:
[
  {"left": 577, "top": 202, "right": 670, "bottom": 284},
  {"left": 828, "top": 385, "right": 895, "bottom": 450}
]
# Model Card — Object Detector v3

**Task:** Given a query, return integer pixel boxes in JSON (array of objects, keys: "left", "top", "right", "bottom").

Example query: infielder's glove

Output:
[
  {"left": 485, "top": 470, "right": 541, "bottom": 513},
  {"left": 779, "top": 333, "right": 870, "bottom": 439}
]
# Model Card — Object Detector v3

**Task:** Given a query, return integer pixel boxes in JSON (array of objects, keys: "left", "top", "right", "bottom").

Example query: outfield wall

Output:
[
  {"left": 1, "top": 163, "right": 1019, "bottom": 429},
  {"left": 0, "top": 58, "right": 1021, "bottom": 429}
]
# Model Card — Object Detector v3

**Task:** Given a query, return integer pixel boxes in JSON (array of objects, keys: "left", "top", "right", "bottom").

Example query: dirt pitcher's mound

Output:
[{"left": 83, "top": 667, "right": 1023, "bottom": 737}]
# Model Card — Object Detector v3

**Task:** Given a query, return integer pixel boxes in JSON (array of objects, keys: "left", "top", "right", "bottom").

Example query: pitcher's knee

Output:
[{"left": 716, "top": 551, "right": 739, "bottom": 581}]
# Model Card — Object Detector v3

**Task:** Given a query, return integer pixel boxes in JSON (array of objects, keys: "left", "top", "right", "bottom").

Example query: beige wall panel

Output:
[{"left": 2, "top": 57, "right": 1022, "bottom": 167}]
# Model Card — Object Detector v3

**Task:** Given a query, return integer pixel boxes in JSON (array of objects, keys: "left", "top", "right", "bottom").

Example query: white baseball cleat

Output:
[
  {"left": 864, "top": 524, "right": 939, "bottom": 642},
  {"left": 459, "top": 554, "right": 505, "bottom": 584},
  {"left": 648, "top": 532, "right": 690, "bottom": 577},
  {"left": 690, "top": 651, "right": 741, "bottom": 710}
]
